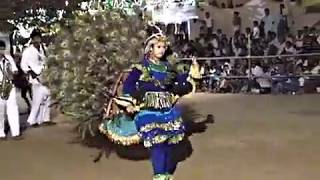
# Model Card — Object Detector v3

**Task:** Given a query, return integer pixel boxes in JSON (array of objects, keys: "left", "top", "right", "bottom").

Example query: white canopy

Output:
[{"left": 145, "top": 0, "right": 198, "bottom": 24}]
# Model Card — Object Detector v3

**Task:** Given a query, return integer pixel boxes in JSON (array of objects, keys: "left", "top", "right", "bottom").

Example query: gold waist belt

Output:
[{"left": 144, "top": 92, "right": 173, "bottom": 109}]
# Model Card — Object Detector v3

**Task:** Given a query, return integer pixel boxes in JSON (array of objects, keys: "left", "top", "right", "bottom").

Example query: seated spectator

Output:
[
  {"left": 280, "top": 41, "right": 296, "bottom": 54},
  {"left": 295, "top": 31, "right": 304, "bottom": 50},
  {"left": 311, "top": 61, "right": 320, "bottom": 75},
  {"left": 250, "top": 62, "right": 272, "bottom": 94}
]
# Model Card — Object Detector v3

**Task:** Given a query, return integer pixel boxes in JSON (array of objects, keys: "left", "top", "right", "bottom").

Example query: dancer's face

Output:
[{"left": 151, "top": 41, "right": 166, "bottom": 60}]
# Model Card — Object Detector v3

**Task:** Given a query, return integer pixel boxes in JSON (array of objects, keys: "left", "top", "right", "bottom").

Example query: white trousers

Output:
[
  {"left": 0, "top": 88, "right": 20, "bottom": 137},
  {"left": 27, "top": 84, "right": 50, "bottom": 125}
]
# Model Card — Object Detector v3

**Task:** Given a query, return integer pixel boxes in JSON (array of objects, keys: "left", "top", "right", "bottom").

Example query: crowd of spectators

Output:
[{"left": 159, "top": 6, "right": 320, "bottom": 94}]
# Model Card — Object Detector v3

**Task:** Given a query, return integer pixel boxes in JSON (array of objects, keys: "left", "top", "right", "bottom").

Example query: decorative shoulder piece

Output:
[
  {"left": 113, "top": 96, "right": 137, "bottom": 107},
  {"left": 130, "top": 64, "right": 144, "bottom": 72}
]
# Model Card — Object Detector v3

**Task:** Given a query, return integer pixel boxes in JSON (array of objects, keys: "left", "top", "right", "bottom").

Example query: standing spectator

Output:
[
  {"left": 259, "top": 21, "right": 265, "bottom": 39},
  {"left": 211, "top": 34, "right": 221, "bottom": 56},
  {"left": 221, "top": 37, "right": 232, "bottom": 56},
  {"left": 199, "top": 25, "right": 206, "bottom": 36},
  {"left": 216, "top": 29, "right": 223, "bottom": 41},
  {"left": 245, "top": 27, "right": 252, "bottom": 39},
  {"left": 233, "top": 11, "right": 242, "bottom": 33},
  {"left": 190, "top": 19, "right": 200, "bottom": 40},
  {"left": 21, "top": 30, "right": 54, "bottom": 127},
  {"left": 204, "top": 12, "right": 214, "bottom": 35},
  {"left": 188, "top": 57, "right": 201, "bottom": 93},
  {"left": 0, "top": 41, "right": 22, "bottom": 140},
  {"left": 262, "top": 8, "right": 275, "bottom": 35},
  {"left": 252, "top": 21, "right": 260, "bottom": 43},
  {"left": 277, "top": 14, "right": 288, "bottom": 41},
  {"left": 295, "top": 31, "right": 304, "bottom": 50}
]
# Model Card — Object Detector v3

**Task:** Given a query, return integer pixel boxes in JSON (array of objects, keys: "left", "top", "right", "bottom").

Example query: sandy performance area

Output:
[{"left": 0, "top": 94, "right": 320, "bottom": 180}]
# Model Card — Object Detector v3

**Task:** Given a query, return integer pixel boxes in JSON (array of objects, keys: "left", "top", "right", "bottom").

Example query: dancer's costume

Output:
[{"left": 100, "top": 32, "right": 191, "bottom": 180}]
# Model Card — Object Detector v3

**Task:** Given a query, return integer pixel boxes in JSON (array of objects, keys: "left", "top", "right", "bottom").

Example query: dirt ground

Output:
[{"left": 1, "top": 94, "right": 320, "bottom": 180}]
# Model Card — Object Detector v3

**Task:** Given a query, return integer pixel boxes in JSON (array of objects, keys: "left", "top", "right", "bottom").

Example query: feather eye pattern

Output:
[{"left": 42, "top": 10, "right": 146, "bottom": 140}]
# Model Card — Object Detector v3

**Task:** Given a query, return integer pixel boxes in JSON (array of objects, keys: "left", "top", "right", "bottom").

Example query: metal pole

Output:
[
  {"left": 248, "top": 32, "right": 252, "bottom": 79},
  {"left": 187, "top": 20, "right": 191, "bottom": 40},
  {"left": 179, "top": 53, "right": 320, "bottom": 61}
]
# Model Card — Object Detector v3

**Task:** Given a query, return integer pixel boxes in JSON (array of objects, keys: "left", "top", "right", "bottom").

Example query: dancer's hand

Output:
[{"left": 126, "top": 105, "right": 136, "bottom": 113}]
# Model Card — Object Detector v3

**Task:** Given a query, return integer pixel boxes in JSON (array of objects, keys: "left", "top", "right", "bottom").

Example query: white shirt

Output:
[
  {"left": 189, "top": 20, "right": 200, "bottom": 40},
  {"left": 21, "top": 45, "right": 46, "bottom": 84},
  {"left": 252, "top": 66, "right": 271, "bottom": 88},
  {"left": 262, "top": 15, "right": 274, "bottom": 34},
  {"left": 211, "top": 38, "right": 219, "bottom": 48},
  {"left": 311, "top": 65, "right": 320, "bottom": 75},
  {"left": 200, "top": 66, "right": 205, "bottom": 75},
  {"left": 204, "top": 17, "right": 213, "bottom": 28},
  {"left": 253, "top": 27, "right": 260, "bottom": 39},
  {"left": 295, "top": 35, "right": 304, "bottom": 48},
  {"left": 0, "top": 54, "right": 18, "bottom": 82},
  {"left": 199, "top": 38, "right": 205, "bottom": 46},
  {"left": 283, "top": 46, "right": 297, "bottom": 54}
]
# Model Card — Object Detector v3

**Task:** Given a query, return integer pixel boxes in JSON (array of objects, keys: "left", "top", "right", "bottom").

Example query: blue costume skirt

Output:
[
  {"left": 134, "top": 106, "right": 185, "bottom": 148},
  {"left": 99, "top": 106, "right": 185, "bottom": 148},
  {"left": 99, "top": 114, "right": 141, "bottom": 146}
]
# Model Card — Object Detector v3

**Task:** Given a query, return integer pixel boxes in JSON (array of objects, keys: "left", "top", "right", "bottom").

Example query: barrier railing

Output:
[{"left": 178, "top": 53, "right": 320, "bottom": 94}]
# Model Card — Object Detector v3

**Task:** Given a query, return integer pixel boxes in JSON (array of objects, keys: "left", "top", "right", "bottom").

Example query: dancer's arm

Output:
[{"left": 122, "top": 67, "right": 144, "bottom": 112}]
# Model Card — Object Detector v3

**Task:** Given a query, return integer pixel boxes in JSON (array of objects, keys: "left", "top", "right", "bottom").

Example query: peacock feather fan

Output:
[{"left": 43, "top": 10, "right": 146, "bottom": 142}]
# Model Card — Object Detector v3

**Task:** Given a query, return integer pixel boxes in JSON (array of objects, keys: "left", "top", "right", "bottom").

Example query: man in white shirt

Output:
[
  {"left": 232, "top": 11, "right": 241, "bottom": 32},
  {"left": 311, "top": 62, "right": 320, "bottom": 75},
  {"left": 252, "top": 21, "right": 260, "bottom": 40},
  {"left": 0, "top": 41, "right": 21, "bottom": 140},
  {"left": 280, "top": 41, "right": 296, "bottom": 55},
  {"left": 21, "top": 30, "right": 54, "bottom": 127},
  {"left": 262, "top": 8, "right": 275, "bottom": 34},
  {"left": 204, "top": 12, "right": 214, "bottom": 35},
  {"left": 252, "top": 63, "right": 271, "bottom": 90}
]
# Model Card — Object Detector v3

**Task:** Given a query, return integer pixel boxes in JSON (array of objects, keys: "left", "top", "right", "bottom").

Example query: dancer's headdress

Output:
[{"left": 144, "top": 22, "right": 169, "bottom": 54}]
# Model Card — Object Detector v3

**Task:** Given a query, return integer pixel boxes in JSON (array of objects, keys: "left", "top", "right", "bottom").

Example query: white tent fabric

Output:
[{"left": 146, "top": 0, "right": 198, "bottom": 24}]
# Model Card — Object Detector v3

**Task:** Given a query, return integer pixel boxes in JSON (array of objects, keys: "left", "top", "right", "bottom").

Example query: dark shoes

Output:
[
  {"left": 0, "top": 135, "right": 24, "bottom": 141},
  {"left": 42, "top": 122, "right": 57, "bottom": 126},
  {"left": 30, "top": 124, "right": 40, "bottom": 128},
  {"left": 11, "top": 135, "right": 24, "bottom": 141},
  {"left": 29, "top": 122, "right": 56, "bottom": 128}
]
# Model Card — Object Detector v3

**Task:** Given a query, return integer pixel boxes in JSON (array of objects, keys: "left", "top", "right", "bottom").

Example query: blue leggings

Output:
[{"left": 150, "top": 143, "right": 177, "bottom": 175}]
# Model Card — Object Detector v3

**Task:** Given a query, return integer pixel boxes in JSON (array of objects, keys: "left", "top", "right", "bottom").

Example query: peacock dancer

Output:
[{"left": 99, "top": 26, "right": 191, "bottom": 180}]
